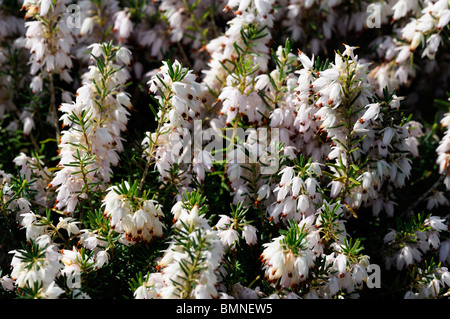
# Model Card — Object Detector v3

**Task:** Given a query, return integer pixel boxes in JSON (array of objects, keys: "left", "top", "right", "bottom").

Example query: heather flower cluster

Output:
[{"left": 0, "top": 0, "right": 449, "bottom": 301}]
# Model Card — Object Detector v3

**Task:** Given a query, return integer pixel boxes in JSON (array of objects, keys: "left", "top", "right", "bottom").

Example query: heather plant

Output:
[{"left": 0, "top": 0, "right": 449, "bottom": 300}]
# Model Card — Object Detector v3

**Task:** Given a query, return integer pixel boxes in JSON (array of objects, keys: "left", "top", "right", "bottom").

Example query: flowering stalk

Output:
[
  {"left": 370, "top": 0, "right": 450, "bottom": 91},
  {"left": 159, "top": 0, "right": 218, "bottom": 69},
  {"left": 211, "top": 8, "right": 279, "bottom": 210},
  {"left": 269, "top": 156, "right": 323, "bottom": 224},
  {"left": 293, "top": 46, "right": 422, "bottom": 216},
  {"left": 278, "top": 0, "right": 373, "bottom": 55},
  {"left": 256, "top": 39, "right": 298, "bottom": 113},
  {"left": 22, "top": 0, "right": 75, "bottom": 140},
  {"left": 78, "top": 0, "right": 121, "bottom": 41},
  {"left": 141, "top": 59, "right": 211, "bottom": 196},
  {"left": 437, "top": 98, "right": 450, "bottom": 190},
  {"left": 261, "top": 212, "right": 371, "bottom": 296},
  {"left": 0, "top": 10, "right": 31, "bottom": 139},
  {"left": 256, "top": 147, "right": 374, "bottom": 297},
  {"left": 214, "top": 202, "right": 258, "bottom": 249},
  {"left": 404, "top": 258, "right": 450, "bottom": 299},
  {"left": 9, "top": 240, "right": 63, "bottom": 298},
  {"left": 383, "top": 213, "right": 448, "bottom": 271},
  {"left": 102, "top": 180, "right": 165, "bottom": 245},
  {"left": 292, "top": 46, "right": 372, "bottom": 213},
  {"left": 14, "top": 152, "right": 53, "bottom": 209},
  {"left": 50, "top": 41, "right": 132, "bottom": 215},
  {"left": 261, "top": 219, "right": 315, "bottom": 289},
  {"left": 202, "top": 0, "right": 274, "bottom": 94},
  {"left": 134, "top": 191, "right": 224, "bottom": 299}
]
